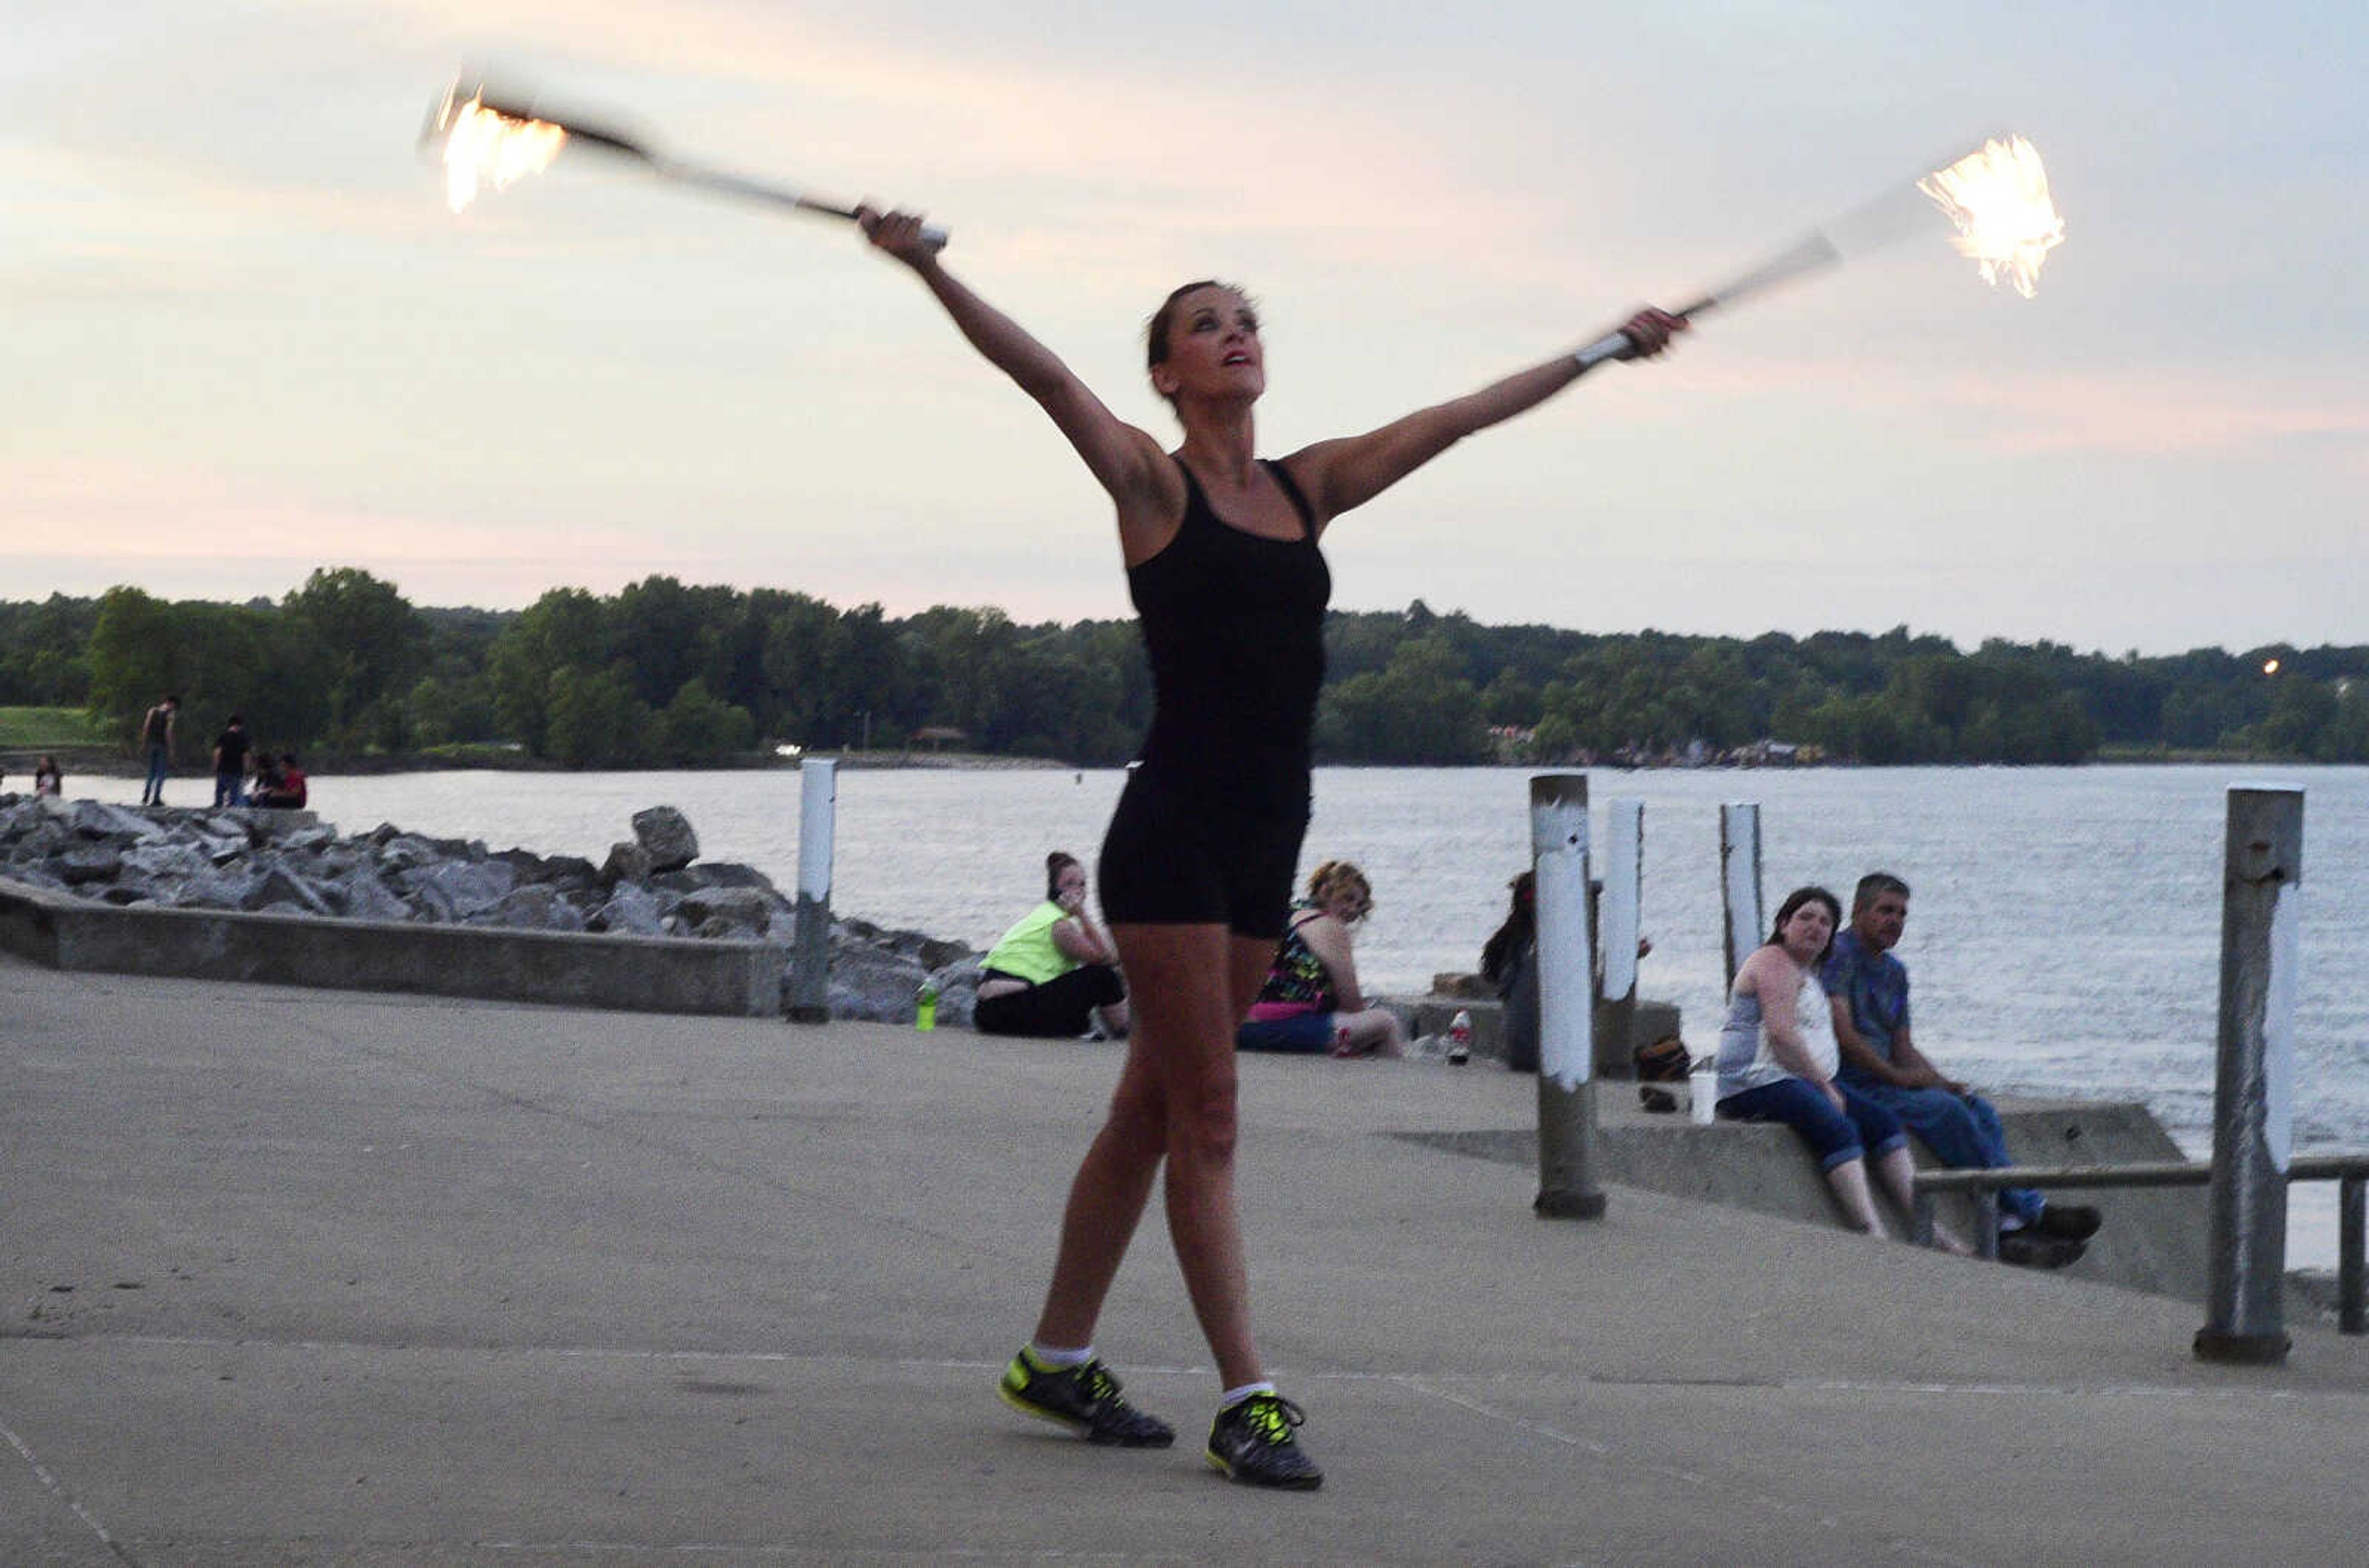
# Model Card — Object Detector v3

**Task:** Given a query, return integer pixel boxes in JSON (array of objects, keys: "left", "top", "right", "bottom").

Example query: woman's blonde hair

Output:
[{"left": 1305, "top": 859, "right": 1373, "bottom": 919}]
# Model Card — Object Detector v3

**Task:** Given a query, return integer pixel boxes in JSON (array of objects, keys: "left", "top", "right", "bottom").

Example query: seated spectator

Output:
[
  {"left": 1826, "top": 872, "right": 2097, "bottom": 1268},
  {"left": 974, "top": 852, "right": 1129, "bottom": 1039},
  {"left": 1479, "top": 869, "right": 1650, "bottom": 1076},
  {"left": 1238, "top": 860, "right": 1406, "bottom": 1058},
  {"left": 1480, "top": 871, "right": 1539, "bottom": 1071},
  {"left": 33, "top": 755, "right": 64, "bottom": 798},
  {"left": 1714, "top": 885, "right": 1969, "bottom": 1253},
  {"left": 254, "top": 752, "right": 308, "bottom": 810}
]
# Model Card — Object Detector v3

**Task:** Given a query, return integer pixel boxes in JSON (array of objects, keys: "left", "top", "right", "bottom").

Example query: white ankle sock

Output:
[
  {"left": 1220, "top": 1380, "right": 1276, "bottom": 1408},
  {"left": 1027, "top": 1342, "right": 1093, "bottom": 1369}
]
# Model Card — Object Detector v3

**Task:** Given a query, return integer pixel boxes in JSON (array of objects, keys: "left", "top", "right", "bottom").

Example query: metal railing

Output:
[{"left": 1910, "top": 1155, "right": 2369, "bottom": 1335}]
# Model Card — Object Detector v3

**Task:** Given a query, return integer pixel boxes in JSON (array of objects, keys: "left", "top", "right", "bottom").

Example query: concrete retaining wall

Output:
[
  {"left": 1408, "top": 1093, "right": 2212, "bottom": 1303},
  {"left": 0, "top": 873, "right": 785, "bottom": 1017}
]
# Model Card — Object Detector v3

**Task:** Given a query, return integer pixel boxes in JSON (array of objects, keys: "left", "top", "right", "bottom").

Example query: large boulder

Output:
[
  {"left": 587, "top": 881, "right": 668, "bottom": 936},
  {"left": 676, "top": 886, "right": 775, "bottom": 936},
  {"left": 336, "top": 869, "right": 412, "bottom": 923},
  {"left": 396, "top": 858, "right": 518, "bottom": 922},
  {"left": 652, "top": 862, "right": 780, "bottom": 896},
  {"left": 375, "top": 833, "right": 448, "bottom": 873},
  {"left": 121, "top": 841, "right": 213, "bottom": 884},
  {"left": 476, "top": 883, "right": 588, "bottom": 933},
  {"left": 630, "top": 806, "right": 699, "bottom": 873},
  {"left": 6, "top": 817, "right": 72, "bottom": 864},
  {"left": 67, "top": 801, "right": 165, "bottom": 843},
  {"left": 56, "top": 846, "right": 124, "bottom": 886},
  {"left": 826, "top": 943, "right": 932, "bottom": 1023},
  {"left": 241, "top": 865, "right": 335, "bottom": 916},
  {"left": 172, "top": 868, "right": 262, "bottom": 912},
  {"left": 601, "top": 841, "right": 655, "bottom": 886}
]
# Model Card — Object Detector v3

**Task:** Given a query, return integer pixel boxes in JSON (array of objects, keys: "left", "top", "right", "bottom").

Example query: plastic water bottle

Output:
[
  {"left": 915, "top": 978, "right": 938, "bottom": 1031},
  {"left": 1447, "top": 1009, "right": 1473, "bottom": 1065},
  {"left": 1690, "top": 1053, "right": 1718, "bottom": 1124}
]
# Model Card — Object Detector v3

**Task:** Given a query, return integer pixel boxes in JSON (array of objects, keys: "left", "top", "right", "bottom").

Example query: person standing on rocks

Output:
[
  {"left": 861, "top": 205, "right": 1681, "bottom": 1490},
  {"left": 138, "top": 695, "right": 178, "bottom": 807},
  {"left": 212, "top": 714, "right": 252, "bottom": 808}
]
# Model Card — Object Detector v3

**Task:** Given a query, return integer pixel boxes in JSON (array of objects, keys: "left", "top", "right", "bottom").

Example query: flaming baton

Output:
[
  {"left": 424, "top": 78, "right": 949, "bottom": 250},
  {"left": 1575, "top": 134, "right": 2067, "bottom": 366}
]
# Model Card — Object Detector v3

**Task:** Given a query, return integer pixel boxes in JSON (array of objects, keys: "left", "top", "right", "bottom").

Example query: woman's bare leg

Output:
[
  {"left": 1030, "top": 1026, "right": 1172, "bottom": 1350},
  {"left": 1873, "top": 1144, "right": 1972, "bottom": 1254},
  {"left": 1824, "top": 1157, "right": 1890, "bottom": 1239},
  {"left": 1032, "top": 923, "right": 1263, "bottom": 1378},
  {"left": 1330, "top": 1007, "right": 1407, "bottom": 1058}
]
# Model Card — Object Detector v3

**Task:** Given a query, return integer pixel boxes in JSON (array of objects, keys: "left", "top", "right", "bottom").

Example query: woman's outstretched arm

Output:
[
  {"left": 859, "top": 208, "right": 1172, "bottom": 516},
  {"left": 1284, "top": 307, "right": 1685, "bottom": 526}
]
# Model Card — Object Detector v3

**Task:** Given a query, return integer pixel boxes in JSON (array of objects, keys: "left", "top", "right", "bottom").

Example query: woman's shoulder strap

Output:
[{"left": 1261, "top": 458, "right": 1317, "bottom": 535}]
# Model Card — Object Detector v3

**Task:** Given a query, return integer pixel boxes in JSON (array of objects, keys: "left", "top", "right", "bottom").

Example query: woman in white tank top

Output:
[{"left": 1717, "top": 887, "right": 1967, "bottom": 1253}]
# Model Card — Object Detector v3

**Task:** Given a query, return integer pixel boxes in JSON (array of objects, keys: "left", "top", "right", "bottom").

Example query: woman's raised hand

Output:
[
  {"left": 1621, "top": 307, "right": 1688, "bottom": 359},
  {"left": 857, "top": 205, "right": 938, "bottom": 268}
]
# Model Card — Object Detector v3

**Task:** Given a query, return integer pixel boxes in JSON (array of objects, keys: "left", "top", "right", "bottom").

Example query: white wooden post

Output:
[
  {"left": 787, "top": 759, "right": 837, "bottom": 1023},
  {"left": 2196, "top": 783, "right": 2303, "bottom": 1363},
  {"left": 1599, "top": 797, "right": 1643, "bottom": 1077},
  {"left": 1532, "top": 774, "right": 1603, "bottom": 1218},
  {"left": 1719, "top": 802, "right": 1764, "bottom": 992}
]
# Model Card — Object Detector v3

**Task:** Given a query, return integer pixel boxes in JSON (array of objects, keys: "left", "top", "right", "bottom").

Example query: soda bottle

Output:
[
  {"left": 915, "top": 978, "right": 938, "bottom": 1031},
  {"left": 1447, "top": 1009, "right": 1473, "bottom": 1065}
]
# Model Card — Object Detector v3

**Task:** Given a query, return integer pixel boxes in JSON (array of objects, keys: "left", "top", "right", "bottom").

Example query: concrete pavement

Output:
[{"left": 5, "top": 951, "right": 2365, "bottom": 1566}]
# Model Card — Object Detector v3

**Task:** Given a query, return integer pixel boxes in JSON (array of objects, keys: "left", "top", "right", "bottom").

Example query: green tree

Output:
[
  {"left": 488, "top": 588, "right": 611, "bottom": 756},
  {"left": 658, "top": 677, "right": 758, "bottom": 761},
  {"left": 760, "top": 593, "right": 859, "bottom": 746},
  {"left": 544, "top": 666, "right": 656, "bottom": 767},
  {"left": 85, "top": 587, "right": 182, "bottom": 738},
  {"left": 1317, "top": 636, "right": 1487, "bottom": 763},
  {"left": 281, "top": 567, "right": 428, "bottom": 748}
]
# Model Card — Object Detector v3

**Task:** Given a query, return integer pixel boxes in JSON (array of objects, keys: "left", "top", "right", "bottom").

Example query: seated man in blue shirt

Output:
[{"left": 1822, "top": 872, "right": 2101, "bottom": 1270}]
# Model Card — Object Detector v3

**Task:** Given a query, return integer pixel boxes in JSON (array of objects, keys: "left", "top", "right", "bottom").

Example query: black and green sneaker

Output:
[
  {"left": 1205, "top": 1390, "right": 1323, "bottom": 1490},
  {"left": 997, "top": 1349, "right": 1176, "bottom": 1447}
]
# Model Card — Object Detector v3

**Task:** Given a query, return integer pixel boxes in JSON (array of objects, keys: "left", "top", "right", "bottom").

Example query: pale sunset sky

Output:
[{"left": 6, "top": 1, "right": 2362, "bottom": 653}]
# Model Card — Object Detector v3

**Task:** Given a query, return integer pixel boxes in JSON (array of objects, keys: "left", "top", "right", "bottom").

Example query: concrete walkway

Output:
[{"left": 5, "top": 952, "right": 2364, "bottom": 1566}]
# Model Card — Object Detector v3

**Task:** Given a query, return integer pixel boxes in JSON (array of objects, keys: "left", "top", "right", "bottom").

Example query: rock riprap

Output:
[{"left": 0, "top": 795, "right": 982, "bottom": 1025}]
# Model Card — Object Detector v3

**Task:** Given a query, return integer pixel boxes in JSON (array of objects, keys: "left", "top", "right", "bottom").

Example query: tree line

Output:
[{"left": 6, "top": 571, "right": 2367, "bottom": 768}]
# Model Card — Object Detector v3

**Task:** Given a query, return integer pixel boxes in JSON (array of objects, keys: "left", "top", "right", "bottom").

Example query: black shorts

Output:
[{"left": 1097, "top": 770, "right": 1309, "bottom": 941}]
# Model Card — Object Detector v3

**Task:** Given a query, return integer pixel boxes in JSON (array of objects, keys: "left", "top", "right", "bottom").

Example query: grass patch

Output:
[{"left": 0, "top": 706, "right": 104, "bottom": 748}]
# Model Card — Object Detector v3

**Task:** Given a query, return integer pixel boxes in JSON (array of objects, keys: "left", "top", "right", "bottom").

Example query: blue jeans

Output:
[
  {"left": 143, "top": 745, "right": 170, "bottom": 804},
  {"left": 1236, "top": 1012, "right": 1337, "bottom": 1054},
  {"left": 1841, "top": 1079, "right": 2043, "bottom": 1228},
  {"left": 1719, "top": 1076, "right": 1907, "bottom": 1171}
]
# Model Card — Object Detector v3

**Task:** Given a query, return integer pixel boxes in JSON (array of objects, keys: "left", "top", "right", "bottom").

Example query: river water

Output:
[{"left": 88, "top": 762, "right": 2367, "bottom": 1268}]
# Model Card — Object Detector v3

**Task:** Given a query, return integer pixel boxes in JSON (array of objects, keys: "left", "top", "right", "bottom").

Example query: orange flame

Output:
[
  {"left": 1917, "top": 136, "right": 2065, "bottom": 298},
  {"left": 439, "top": 92, "right": 567, "bottom": 213}
]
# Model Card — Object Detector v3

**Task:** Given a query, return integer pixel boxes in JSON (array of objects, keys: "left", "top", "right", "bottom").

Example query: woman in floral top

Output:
[{"left": 1236, "top": 861, "right": 1406, "bottom": 1057}]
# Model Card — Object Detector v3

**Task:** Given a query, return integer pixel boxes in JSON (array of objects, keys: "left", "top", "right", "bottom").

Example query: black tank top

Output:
[{"left": 1127, "top": 458, "right": 1329, "bottom": 816}]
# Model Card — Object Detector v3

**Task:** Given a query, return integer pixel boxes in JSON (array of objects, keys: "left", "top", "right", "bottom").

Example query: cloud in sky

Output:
[{"left": 4, "top": 1, "right": 2364, "bottom": 653}]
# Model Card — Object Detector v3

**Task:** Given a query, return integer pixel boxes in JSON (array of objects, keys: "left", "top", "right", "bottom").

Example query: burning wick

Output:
[
  {"left": 437, "top": 91, "right": 566, "bottom": 213},
  {"left": 1917, "top": 135, "right": 2065, "bottom": 297}
]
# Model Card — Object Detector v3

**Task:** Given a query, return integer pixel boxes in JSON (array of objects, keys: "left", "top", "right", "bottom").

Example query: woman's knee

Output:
[{"left": 1165, "top": 1070, "right": 1240, "bottom": 1167}]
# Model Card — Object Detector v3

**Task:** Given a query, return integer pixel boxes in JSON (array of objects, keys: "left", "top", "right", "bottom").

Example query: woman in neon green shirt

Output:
[{"left": 976, "top": 852, "right": 1130, "bottom": 1039}]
